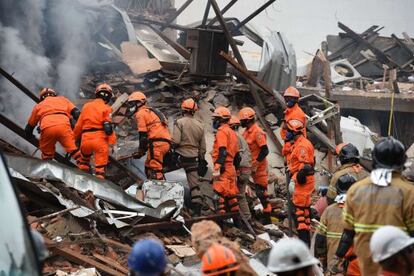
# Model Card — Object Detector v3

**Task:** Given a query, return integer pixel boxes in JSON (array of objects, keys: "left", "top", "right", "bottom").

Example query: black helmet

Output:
[
  {"left": 372, "top": 137, "right": 406, "bottom": 170},
  {"left": 336, "top": 143, "right": 359, "bottom": 164},
  {"left": 336, "top": 173, "right": 357, "bottom": 195}
]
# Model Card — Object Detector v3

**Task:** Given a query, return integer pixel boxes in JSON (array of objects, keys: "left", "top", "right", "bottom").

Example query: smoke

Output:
[{"left": 0, "top": 0, "right": 98, "bottom": 152}]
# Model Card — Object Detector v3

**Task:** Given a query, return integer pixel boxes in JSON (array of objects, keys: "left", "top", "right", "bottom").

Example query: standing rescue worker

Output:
[
  {"left": 211, "top": 107, "right": 240, "bottom": 214},
  {"left": 25, "top": 88, "right": 80, "bottom": 161},
  {"left": 229, "top": 115, "right": 252, "bottom": 221},
  {"left": 315, "top": 174, "right": 360, "bottom": 275},
  {"left": 173, "top": 98, "right": 207, "bottom": 215},
  {"left": 126, "top": 91, "right": 171, "bottom": 180},
  {"left": 280, "top": 86, "right": 306, "bottom": 160},
  {"left": 326, "top": 143, "right": 369, "bottom": 204},
  {"left": 238, "top": 107, "right": 271, "bottom": 214},
  {"left": 329, "top": 137, "right": 414, "bottom": 276},
  {"left": 74, "top": 83, "right": 116, "bottom": 179},
  {"left": 286, "top": 119, "right": 315, "bottom": 247},
  {"left": 370, "top": 226, "right": 414, "bottom": 276}
]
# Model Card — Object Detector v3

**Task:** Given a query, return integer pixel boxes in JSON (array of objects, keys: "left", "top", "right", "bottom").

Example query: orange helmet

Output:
[
  {"left": 39, "top": 87, "right": 56, "bottom": 99},
  {"left": 201, "top": 244, "right": 239, "bottom": 276},
  {"left": 128, "top": 91, "right": 147, "bottom": 104},
  {"left": 335, "top": 142, "right": 349, "bottom": 155},
  {"left": 286, "top": 119, "right": 304, "bottom": 132},
  {"left": 238, "top": 107, "right": 255, "bottom": 120},
  {"left": 181, "top": 98, "right": 198, "bottom": 112},
  {"left": 283, "top": 86, "right": 300, "bottom": 98},
  {"left": 95, "top": 83, "right": 113, "bottom": 102},
  {"left": 212, "top": 106, "right": 231, "bottom": 120},
  {"left": 229, "top": 115, "right": 240, "bottom": 127}
]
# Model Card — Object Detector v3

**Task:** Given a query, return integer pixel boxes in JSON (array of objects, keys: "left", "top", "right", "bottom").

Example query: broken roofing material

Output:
[{"left": 5, "top": 153, "right": 177, "bottom": 220}]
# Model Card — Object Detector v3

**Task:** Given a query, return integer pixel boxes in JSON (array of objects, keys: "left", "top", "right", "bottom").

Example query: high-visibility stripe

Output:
[
  {"left": 326, "top": 232, "right": 342, "bottom": 238},
  {"left": 354, "top": 223, "right": 408, "bottom": 233},
  {"left": 342, "top": 210, "right": 354, "bottom": 224}
]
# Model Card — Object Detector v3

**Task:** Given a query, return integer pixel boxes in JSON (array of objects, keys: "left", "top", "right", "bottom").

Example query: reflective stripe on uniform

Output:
[
  {"left": 354, "top": 223, "right": 408, "bottom": 233},
  {"left": 326, "top": 231, "right": 342, "bottom": 238},
  {"left": 342, "top": 209, "right": 355, "bottom": 225},
  {"left": 317, "top": 223, "right": 327, "bottom": 233}
]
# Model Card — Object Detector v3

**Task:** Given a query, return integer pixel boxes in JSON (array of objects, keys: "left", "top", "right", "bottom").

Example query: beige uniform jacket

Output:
[
  {"left": 327, "top": 163, "right": 369, "bottom": 202},
  {"left": 235, "top": 131, "right": 252, "bottom": 169},
  {"left": 317, "top": 203, "right": 344, "bottom": 264},
  {"left": 173, "top": 116, "right": 206, "bottom": 158},
  {"left": 343, "top": 173, "right": 414, "bottom": 276}
]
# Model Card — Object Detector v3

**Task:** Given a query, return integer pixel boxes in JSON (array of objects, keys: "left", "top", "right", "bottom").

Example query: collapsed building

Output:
[{"left": 0, "top": 0, "right": 414, "bottom": 275}]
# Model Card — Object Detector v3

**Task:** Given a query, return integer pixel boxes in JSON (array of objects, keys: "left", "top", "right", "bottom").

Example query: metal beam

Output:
[
  {"left": 207, "top": 0, "right": 238, "bottom": 27},
  {"left": 160, "top": 0, "right": 194, "bottom": 31},
  {"left": 231, "top": 0, "right": 276, "bottom": 33},
  {"left": 0, "top": 67, "right": 39, "bottom": 103},
  {"left": 201, "top": 1, "right": 211, "bottom": 27}
]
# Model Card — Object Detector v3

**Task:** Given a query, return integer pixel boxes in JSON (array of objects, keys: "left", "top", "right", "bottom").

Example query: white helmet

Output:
[
  {"left": 267, "top": 238, "right": 319, "bottom": 273},
  {"left": 370, "top": 225, "right": 414, "bottom": 263}
]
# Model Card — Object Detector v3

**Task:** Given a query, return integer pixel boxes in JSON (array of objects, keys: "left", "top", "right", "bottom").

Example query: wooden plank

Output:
[
  {"left": 111, "top": 93, "right": 129, "bottom": 115},
  {"left": 101, "top": 237, "right": 132, "bottom": 252},
  {"left": 93, "top": 253, "right": 129, "bottom": 274},
  {"left": 45, "top": 238, "right": 124, "bottom": 276}
]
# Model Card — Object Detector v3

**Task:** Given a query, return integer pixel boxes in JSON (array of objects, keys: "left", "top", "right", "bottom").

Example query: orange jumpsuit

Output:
[
  {"left": 27, "top": 96, "right": 79, "bottom": 160},
  {"left": 212, "top": 123, "right": 239, "bottom": 214},
  {"left": 288, "top": 135, "right": 315, "bottom": 231},
  {"left": 243, "top": 123, "right": 271, "bottom": 212},
  {"left": 281, "top": 104, "right": 307, "bottom": 159},
  {"left": 135, "top": 106, "right": 171, "bottom": 180},
  {"left": 74, "top": 98, "right": 116, "bottom": 179}
]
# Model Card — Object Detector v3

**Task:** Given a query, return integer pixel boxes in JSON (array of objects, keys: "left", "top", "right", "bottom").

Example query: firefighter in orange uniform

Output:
[
  {"left": 126, "top": 91, "right": 171, "bottom": 180},
  {"left": 211, "top": 107, "right": 240, "bottom": 214},
  {"left": 74, "top": 83, "right": 116, "bottom": 179},
  {"left": 238, "top": 107, "right": 271, "bottom": 214},
  {"left": 286, "top": 119, "right": 315, "bottom": 247},
  {"left": 281, "top": 86, "right": 306, "bottom": 160},
  {"left": 25, "top": 88, "right": 80, "bottom": 161}
]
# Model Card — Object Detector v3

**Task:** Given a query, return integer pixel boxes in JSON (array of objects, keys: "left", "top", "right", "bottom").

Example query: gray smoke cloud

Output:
[{"left": 0, "top": 0, "right": 99, "bottom": 152}]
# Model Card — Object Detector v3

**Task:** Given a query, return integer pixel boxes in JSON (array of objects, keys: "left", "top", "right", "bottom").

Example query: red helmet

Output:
[
  {"left": 181, "top": 98, "right": 198, "bottom": 112},
  {"left": 212, "top": 106, "right": 231, "bottom": 120},
  {"left": 229, "top": 115, "right": 240, "bottom": 128},
  {"left": 128, "top": 91, "right": 147, "bottom": 104},
  {"left": 201, "top": 244, "right": 239, "bottom": 276},
  {"left": 286, "top": 119, "right": 304, "bottom": 132},
  {"left": 39, "top": 87, "right": 56, "bottom": 100},
  {"left": 238, "top": 107, "right": 255, "bottom": 120},
  {"left": 283, "top": 86, "right": 300, "bottom": 98}
]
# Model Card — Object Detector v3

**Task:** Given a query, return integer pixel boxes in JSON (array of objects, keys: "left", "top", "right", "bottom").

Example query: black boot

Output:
[{"left": 297, "top": 229, "right": 311, "bottom": 247}]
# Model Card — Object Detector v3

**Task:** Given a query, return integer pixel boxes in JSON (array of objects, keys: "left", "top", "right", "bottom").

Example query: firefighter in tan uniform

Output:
[
  {"left": 326, "top": 143, "right": 369, "bottom": 205},
  {"left": 229, "top": 116, "right": 252, "bottom": 221},
  {"left": 315, "top": 174, "right": 360, "bottom": 275},
  {"left": 329, "top": 137, "right": 414, "bottom": 276},
  {"left": 172, "top": 98, "right": 207, "bottom": 216}
]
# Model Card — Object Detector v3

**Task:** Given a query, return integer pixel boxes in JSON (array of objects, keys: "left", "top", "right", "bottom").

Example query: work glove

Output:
[
  {"left": 288, "top": 178, "right": 296, "bottom": 194},
  {"left": 327, "top": 256, "right": 344, "bottom": 275},
  {"left": 318, "top": 186, "right": 328, "bottom": 197},
  {"left": 253, "top": 202, "right": 264, "bottom": 214},
  {"left": 212, "top": 164, "right": 222, "bottom": 180},
  {"left": 197, "top": 158, "right": 208, "bottom": 177},
  {"left": 24, "top": 124, "right": 35, "bottom": 139},
  {"left": 297, "top": 164, "right": 314, "bottom": 185}
]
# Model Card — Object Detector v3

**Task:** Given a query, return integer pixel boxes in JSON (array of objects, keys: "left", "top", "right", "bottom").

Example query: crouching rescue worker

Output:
[
  {"left": 126, "top": 91, "right": 171, "bottom": 180},
  {"left": 238, "top": 107, "right": 271, "bottom": 215},
  {"left": 201, "top": 243, "right": 240, "bottom": 276},
  {"left": 25, "top": 88, "right": 80, "bottom": 161},
  {"left": 329, "top": 137, "right": 414, "bottom": 276},
  {"left": 211, "top": 107, "right": 240, "bottom": 214},
  {"left": 286, "top": 119, "right": 315, "bottom": 247},
  {"left": 229, "top": 115, "right": 252, "bottom": 221},
  {"left": 281, "top": 86, "right": 306, "bottom": 160},
  {"left": 326, "top": 142, "right": 369, "bottom": 205},
  {"left": 128, "top": 239, "right": 167, "bottom": 276},
  {"left": 173, "top": 98, "right": 207, "bottom": 216},
  {"left": 315, "top": 174, "right": 360, "bottom": 275},
  {"left": 74, "top": 83, "right": 116, "bottom": 179}
]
